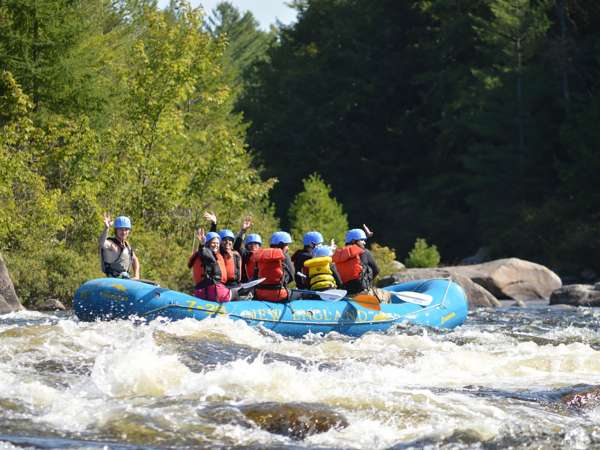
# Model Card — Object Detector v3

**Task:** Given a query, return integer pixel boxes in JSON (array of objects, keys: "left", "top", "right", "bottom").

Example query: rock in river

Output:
[
  {"left": 550, "top": 283, "right": 600, "bottom": 307},
  {"left": 240, "top": 402, "right": 348, "bottom": 440}
]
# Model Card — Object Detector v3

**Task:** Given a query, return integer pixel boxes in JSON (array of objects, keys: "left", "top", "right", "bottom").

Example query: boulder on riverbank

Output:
[
  {"left": 549, "top": 283, "right": 600, "bottom": 307},
  {"left": 0, "top": 252, "right": 23, "bottom": 314},
  {"left": 451, "top": 258, "right": 562, "bottom": 302},
  {"left": 379, "top": 257, "right": 561, "bottom": 308}
]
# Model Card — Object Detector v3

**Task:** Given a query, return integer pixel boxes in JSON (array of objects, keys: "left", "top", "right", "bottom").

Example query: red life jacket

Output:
[
  {"left": 221, "top": 250, "right": 242, "bottom": 284},
  {"left": 251, "top": 247, "right": 288, "bottom": 302},
  {"left": 332, "top": 245, "right": 365, "bottom": 284},
  {"left": 188, "top": 249, "right": 226, "bottom": 286},
  {"left": 243, "top": 252, "right": 255, "bottom": 282}
]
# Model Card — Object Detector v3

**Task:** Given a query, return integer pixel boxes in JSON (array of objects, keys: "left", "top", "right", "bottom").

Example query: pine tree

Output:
[
  {"left": 288, "top": 173, "right": 348, "bottom": 247},
  {"left": 206, "top": 2, "right": 275, "bottom": 98}
]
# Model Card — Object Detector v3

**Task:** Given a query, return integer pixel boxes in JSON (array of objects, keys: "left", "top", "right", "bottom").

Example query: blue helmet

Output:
[
  {"left": 218, "top": 229, "right": 235, "bottom": 241},
  {"left": 313, "top": 245, "right": 333, "bottom": 257},
  {"left": 270, "top": 231, "right": 293, "bottom": 246},
  {"left": 114, "top": 216, "right": 132, "bottom": 229},
  {"left": 303, "top": 231, "right": 324, "bottom": 247},
  {"left": 345, "top": 228, "right": 367, "bottom": 244},
  {"left": 244, "top": 233, "right": 262, "bottom": 246},
  {"left": 205, "top": 231, "right": 221, "bottom": 245}
]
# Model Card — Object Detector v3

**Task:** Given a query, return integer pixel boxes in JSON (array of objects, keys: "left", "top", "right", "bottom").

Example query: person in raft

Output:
[
  {"left": 188, "top": 228, "right": 234, "bottom": 302},
  {"left": 217, "top": 229, "right": 243, "bottom": 288},
  {"left": 302, "top": 245, "right": 342, "bottom": 291},
  {"left": 249, "top": 231, "right": 295, "bottom": 302},
  {"left": 99, "top": 213, "right": 140, "bottom": 279},
  {"left": 291, "top": 231, "right": 324, "bottom": 289},
  {"left": 332, "top": 225, "right": 391, "bottom": 302},
  {"left": 202, "top": 211, "right": 247, "bottom": 288},
  {"left": 232, "top": 216, "right": 262, "bottom": 283}
]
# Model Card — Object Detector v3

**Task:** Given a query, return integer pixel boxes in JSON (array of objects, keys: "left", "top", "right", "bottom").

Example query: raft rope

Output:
[
  {"left": 439, "top": 276, "right": 453, "bottom": 309},
  {"left": 412, "top": 276, "right": 453, "bottom": 309}
]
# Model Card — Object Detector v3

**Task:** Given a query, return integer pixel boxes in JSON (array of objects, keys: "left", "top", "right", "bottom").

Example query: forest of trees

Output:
[
  {"left": 1, "top": 0, "right": 598, "bottom": 304},
  {"left": 0, "top": 0, "right": 279, "bottom": 304},
  {"left": 240, "top": 0, "right": 600, "bottom": 279}
]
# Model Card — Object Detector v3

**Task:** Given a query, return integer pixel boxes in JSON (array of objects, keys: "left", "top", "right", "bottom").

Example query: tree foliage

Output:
[
  {"left": 240, "top": 0, "right": 600, "bottom": 277},
  {"left": 288, "top": 173, "right": 348, "bottom": 247},
  {"left": 0, "top": 1, "right": 277, "bottom": 305},
  {"left": 405, "top": 239, "right": 441, "bottom": 269},
  {"left": 206, "top": 1, "right": 275, "bottom": 98}
]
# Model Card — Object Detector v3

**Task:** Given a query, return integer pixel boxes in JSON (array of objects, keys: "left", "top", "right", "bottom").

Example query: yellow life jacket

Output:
[{"left": 304, "top": 256, "right": 336, "bottom": 291}]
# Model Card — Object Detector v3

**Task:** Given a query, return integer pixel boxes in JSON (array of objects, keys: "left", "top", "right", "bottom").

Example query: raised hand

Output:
[
  {"left": 103, "top": 212, "right": 113, "bottom": 228},
  {"left": 196, "top": 227, "right": 206, "bottom": 244},
  {"left": 362, "top": 224, "right": 374, "bottom": 238},
  {"left": 241, "top": 215, "right": 253, "bottom": 231},
  {"left": 203, "top": 210, "right": 217, "bottom": 224},
  {"left": 330, "top": 238, "right": 337, "bottom": 251}
]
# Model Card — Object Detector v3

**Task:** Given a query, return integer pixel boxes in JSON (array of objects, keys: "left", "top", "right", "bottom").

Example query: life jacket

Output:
[
  {"left": 291, "top": 248, "right": 313, "bottom": 289},
  {"left": 252, "top": 247, "right": 288, "bottom": 302},
  {"left": 304, "top": 256, "right": 336, "bottom": 291},
  {"left": 332, "top": 245, "right": 365, "bottom": 284},
  {"left": 188, "top": 248, "right": 226, "bottom": 287},
  {"left": 221, "top": 250, "right": 242, "bottom": 285},
  {"left": 101, "top": 237, "right": 134, "bottom": 277},
  {"left": 243, "top": 251, "right": 254, "bottom": 283}
]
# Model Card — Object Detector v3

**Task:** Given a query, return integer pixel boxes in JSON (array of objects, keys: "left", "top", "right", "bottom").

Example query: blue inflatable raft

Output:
[{"left": 73, "top": 278, "right": 468, "bottom": 337}]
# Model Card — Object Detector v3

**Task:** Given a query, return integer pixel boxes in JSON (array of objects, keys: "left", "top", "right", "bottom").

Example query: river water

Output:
[{"left": 1, "top": 302, "right": 600, "bottom": 449}]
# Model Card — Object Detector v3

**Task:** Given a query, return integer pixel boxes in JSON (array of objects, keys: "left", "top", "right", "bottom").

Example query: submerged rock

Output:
[
  {"left": 549, "top": 284, "right": 600, "bottom": 307},
  {"left": 240, "top": 402, "right": 348, "bottom": 440},
  {"left": 0, "top": 252, "right": 23, "bottom": 314},
  {"left": 32, "top": 298, "right": 66, "bottom": 311},
  {"left": 561, "top": 386, "right": 600, "bottom": 409}
]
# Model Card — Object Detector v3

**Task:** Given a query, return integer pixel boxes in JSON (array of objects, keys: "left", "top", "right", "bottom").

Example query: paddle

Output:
[
  {"left": 240, "top": 278, "right": 266, "bottom": 290},
  {"left": 352, "top": 294, "right": 381, "bottom": 311},
  {"left": 351, "top": 290, "right": 433, "bottom": 310},
  {"left": 391, "top": 291, "right": 433, "bottom": 306},
  {"left": 292, "top": 289, "right": 348, "bottom": 301}
]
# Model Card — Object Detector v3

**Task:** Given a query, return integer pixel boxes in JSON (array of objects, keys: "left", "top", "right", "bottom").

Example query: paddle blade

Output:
[
  {"left": 317, "top": 289, "right": 347, "bottom": 301},
  {"left": 240, "top": 278, "right": 266, "bottom": 290},
  {"left": 352, "top": 294, "right": 381, "bottom": 311},
  {"left": 392, "top": 291, "right": 433, "bottom": 306}
]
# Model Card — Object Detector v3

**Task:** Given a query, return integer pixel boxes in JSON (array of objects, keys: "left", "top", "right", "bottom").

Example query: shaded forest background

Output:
[{"left": 1, "top": 0, "right": 599, "bottom": 305}]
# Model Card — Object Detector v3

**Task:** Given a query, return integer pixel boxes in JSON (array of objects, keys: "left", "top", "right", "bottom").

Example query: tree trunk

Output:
[{"left": 555, "top": 0, "right": 570, "bottom": 108}]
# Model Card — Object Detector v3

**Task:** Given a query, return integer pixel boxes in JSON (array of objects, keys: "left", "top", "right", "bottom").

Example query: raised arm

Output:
[
  {"left": 204, "top": 211, "right": 218, "bottom": 232},
  {"left": 99, "top": 213, "right": 112, "bottom": 248},
  {"left": 234, "top": 216, "right": 252, "bottom": 251}
]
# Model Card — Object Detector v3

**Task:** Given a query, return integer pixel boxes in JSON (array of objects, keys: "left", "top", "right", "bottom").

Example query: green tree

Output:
[
  {"left": 0, "top": 0, "right": 130, "bottom": 122},
  {"left": 206, "top": 1, "right": 275, "bottom": 98},
  {"left": 288, "top": 173, "right": 348, "bottom": 247},
  {"left": 369, "top": 243, "right": 398, "bottom": 279},
  {"left": 405, "top": 238, "right": 441, "bottom": 268},
  {"left": 0, "top": 1, "right": 279, "bottom": 303}
]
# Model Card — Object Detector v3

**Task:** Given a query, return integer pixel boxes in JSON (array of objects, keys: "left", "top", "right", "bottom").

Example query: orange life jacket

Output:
[
  {"left": 332, "top": 245, "right": 365, "bottom": 284},
  {"left": 188, "top": 249, "right": 226, "bottom": 287},
  {"left": 251, "top": 247, "right": 288, "bottom": 302},
  {"left": 221, "top": 250, "right": 242, "bottom": 284}
]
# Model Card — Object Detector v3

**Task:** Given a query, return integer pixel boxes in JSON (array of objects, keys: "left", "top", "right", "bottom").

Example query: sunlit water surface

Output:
[{"left": 2, "top": 302, "right": 600, "bottom": 449}]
